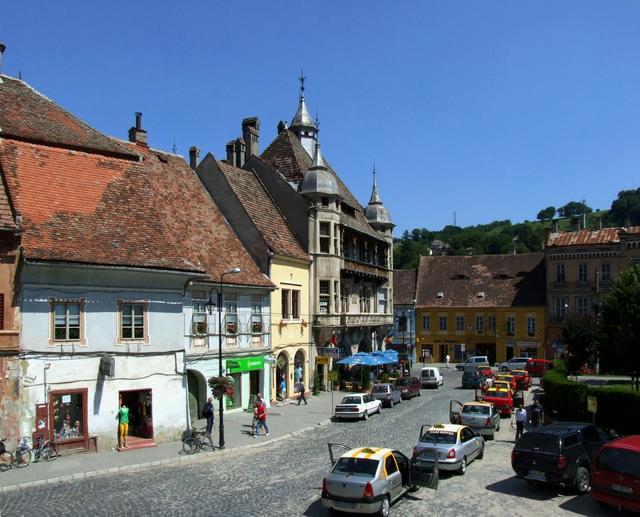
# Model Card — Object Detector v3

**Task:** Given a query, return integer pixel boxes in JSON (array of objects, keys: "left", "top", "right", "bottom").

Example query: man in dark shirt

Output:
[
  {"left": 203, "top": 397, "right": 215, "bottom": 449},
  {"left": 529, "top": 399, "right": 544, "bottom": 429}
]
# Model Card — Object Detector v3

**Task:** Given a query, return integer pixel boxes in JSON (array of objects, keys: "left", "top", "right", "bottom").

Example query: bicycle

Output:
[
  {"left": 182, "top": 426, "right": 215, "bottom": 454},
  {"left": 12, "top": 435, "right": 58, "bottom": 468},
  {"left": 0, "top": 438, "right": 13, "bottom": 472}
]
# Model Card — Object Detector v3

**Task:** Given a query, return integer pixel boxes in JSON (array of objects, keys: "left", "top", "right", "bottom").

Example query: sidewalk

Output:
[{"left": 0, "top": 390, "right": 346, "bottom": 493}]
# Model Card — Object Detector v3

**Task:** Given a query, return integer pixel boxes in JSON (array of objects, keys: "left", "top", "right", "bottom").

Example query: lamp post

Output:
[{"left": 206, "top": 267, "right": 241, "bottom": 450}]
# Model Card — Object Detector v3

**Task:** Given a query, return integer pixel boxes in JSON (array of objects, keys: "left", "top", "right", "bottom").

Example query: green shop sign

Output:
[{"left": 226, "top": 356, "right": 265, "bottom": 373}]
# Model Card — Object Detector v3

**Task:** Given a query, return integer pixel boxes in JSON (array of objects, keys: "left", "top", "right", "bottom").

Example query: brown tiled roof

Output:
[
  {"left": 0, "top": 75, "right": 138, "bottom": 159},
  {"left": 416, "top": 253, "right": 546, "bottom": 308},
  {"left": 0, "top": 138, "right": 272, "bottom": 287},
  {"left": 261, "top": 129, "right": 384, "bottom": 241},
  {"left": 393, "top": 269, "right": 417, "bottom": 305},
  {"left": 216, "top": 160, "right": 308, "bottom": 261},
  {"left": 546, "top": 228, "right": 621, "bottom": 247},
  {"left": 621, "top": 226, "right": 640, "bottom": 235},
  {"left": 0, "top": 170, "right": 16, "bottom": 230}
]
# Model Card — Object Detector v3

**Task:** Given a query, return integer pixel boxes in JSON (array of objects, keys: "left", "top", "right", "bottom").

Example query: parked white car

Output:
[
  {"left": 333, "top": 394, "right": 382, "bottom": 421},
  {"left": 496, "top": 357, "right": 531, "bottom": 372},
  {"left": 420, "top": 367, "right": 444, "bottom": 389}
]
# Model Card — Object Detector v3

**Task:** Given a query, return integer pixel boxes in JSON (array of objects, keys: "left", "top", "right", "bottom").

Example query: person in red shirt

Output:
[{"left": 254, "top": 401, "right": 270, "bottom": 437}]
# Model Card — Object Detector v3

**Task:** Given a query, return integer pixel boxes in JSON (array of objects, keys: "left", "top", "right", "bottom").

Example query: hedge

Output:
[{"left": 542, "top": 370, "right": 640, "bottom": 435}]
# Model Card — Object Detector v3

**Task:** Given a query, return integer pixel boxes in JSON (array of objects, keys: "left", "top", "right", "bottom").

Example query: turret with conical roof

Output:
[
  {"left": 299, "top": 141, "right": 339, "bottom": 198},
  {"left": 365, "top": 164, "right": 393, "bottom": 234},
  {"left": 290, "top": 71, "right": 318, "bottom": 157}
]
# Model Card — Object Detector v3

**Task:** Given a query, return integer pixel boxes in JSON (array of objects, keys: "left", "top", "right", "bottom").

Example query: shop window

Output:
[
  {"left": 192, "top": 290, "right": 208, "bottom": 335},
  {"left": 50, "top": 299, "right": 85, "bottom": 345},
  {"left": 118, "top": 301, "right": 148, "bottom": 342},
  {"left": 51, "top": 389, "right": 87, "bottom": 443}
]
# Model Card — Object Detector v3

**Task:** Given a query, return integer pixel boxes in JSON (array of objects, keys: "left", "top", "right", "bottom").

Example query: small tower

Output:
[
  {"left": 290, "top": 71, "right": 318, "bottom": 157},
  {"left": 365, "top": 164, "right": 394, "bottom": 237},
  {"left": 299, "top": 141, "right": 340, "bottom": 200}
]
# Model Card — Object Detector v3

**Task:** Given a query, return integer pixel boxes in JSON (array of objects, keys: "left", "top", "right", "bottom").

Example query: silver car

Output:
[
  {"left": 449, "top": 400, "right": 501, "bottom": 440},
  {"left": 372, "top": 383, "right": 402, "bottom": 407},
  {"left": 412, "top": 423, "right": 485, "bottom": 475},
  {"left": 321, "top": 443, "right": 438, "bottom": 516}
]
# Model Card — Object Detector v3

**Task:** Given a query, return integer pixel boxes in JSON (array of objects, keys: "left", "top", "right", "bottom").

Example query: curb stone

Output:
[{"left": 0, "top": 418, "right": 333, "bottom": 493}]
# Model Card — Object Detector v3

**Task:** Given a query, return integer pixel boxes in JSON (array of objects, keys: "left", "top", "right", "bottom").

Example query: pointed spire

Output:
[
  {"left": 291, "top": 70, "right": 316, "bottom": 129},
  {"left": 369, "top": 162, "right": 382, "bottom": 204},
  {"left": 310, "top": 140, "right": 326, "bottom": 170}
]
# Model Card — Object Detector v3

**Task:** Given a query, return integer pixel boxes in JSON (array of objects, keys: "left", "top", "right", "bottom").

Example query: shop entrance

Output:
[
  {"left": 276, "top": 352, "right": 289, "bottom": 398},
  {"left": 119, "top": 389, "right": 153, "bottom": 440},
  {"left": 249, "top": 370, "right": 261, "bottom": 397}
]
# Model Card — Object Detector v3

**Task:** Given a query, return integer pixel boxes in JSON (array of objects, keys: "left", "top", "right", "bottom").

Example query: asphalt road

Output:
[{"left": 0, "top": 369, "right": 622, "bottom": 517}]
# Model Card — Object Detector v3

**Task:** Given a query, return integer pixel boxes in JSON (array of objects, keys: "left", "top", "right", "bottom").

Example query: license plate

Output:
[
  {"left": 336, "top": 501, "right": 355, "bottom": 508},
  {"left": 526, "top": 470, "right": 546, "bottom": 481},
  {"left": 611, "top": 484, "right": 633, "bottom": 494}
]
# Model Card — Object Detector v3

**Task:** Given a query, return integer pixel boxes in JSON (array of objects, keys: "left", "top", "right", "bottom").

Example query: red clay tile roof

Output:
[
  {"left": 0, "top": 171, "right": 16, "bottom": 230},
  {"left": 216, "top": 160, "right": 308, "bottom": 261},
  {"left": 622, "top": 226, "right": 640, "bottom": 235},
  {"left": 546, "top": 228, "right": 621, "bottom": 247},
  {"left": 0, "top": 75, "right": 138, "bottom": 159},
  {"left": 261, "top": 129, "right": 385, "bottom": 242},
  {"left": 416, "top": 253, "right": 546, "bottom": 308},
  {"left": 393, "top": 269, "right": 417, "bottom": 305},
  {"left": 0, "top": 139, "right": 272, "bottom": 287}
]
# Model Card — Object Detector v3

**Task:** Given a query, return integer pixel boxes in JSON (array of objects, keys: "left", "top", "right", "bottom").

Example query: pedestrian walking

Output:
[
  {"left": 202, "top": 396, "right": 215, "bottom": 449},
  {"left": 445, "top": 354, "right": 450, "bottom": 369},
  {"left": 297, "top": 381, "right": 307, "bottom": 405},
  {"left": 513, "top": 403, "right": 527, "bottom": 442},
  {"left": 251, "top": 393, "right": 263, "bottom": 435},
  {"left": 528, "top": 399, "right": 544, "bottom": 430},
  {"left": 254, "top": 400, "right": 269, "bottom": 437}
]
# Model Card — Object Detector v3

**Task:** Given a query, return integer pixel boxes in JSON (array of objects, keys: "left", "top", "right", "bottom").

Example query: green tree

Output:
[
  {"left": 536, "top": 206, "right": 556, "bottom": 221},
  {"left": 598, "top": 265, "right": 640, "bottom": 390},
  {"left": 560, "top": 201, "right": 592, "bottom": 218},
  {"left": 608, "top": 188, "right": 640, "bottom": 227},
  {"left": 562, "top": 315, "right": 598, "bottom": 375}
]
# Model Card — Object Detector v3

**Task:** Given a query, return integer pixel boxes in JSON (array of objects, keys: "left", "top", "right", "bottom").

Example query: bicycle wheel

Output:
[
  {"left": 0, "top": 451, "right": 13, "bottom": 471},
  {"left": 41, "top": 443, "right": 58, "bottom": 461},
  {"left": 14, "top": 447, "right": 32, "bottom": 468},
  {"left": 182, "top": 438, "right": 198, "bottom": 455}
]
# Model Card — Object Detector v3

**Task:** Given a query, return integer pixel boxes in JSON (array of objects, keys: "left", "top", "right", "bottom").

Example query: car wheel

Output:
[
  {"left": 376, "top": 495, "right": 390, "bottom": 517},
  {"left": 457, "top": 456, "right": 467, "bottom": 475},
  {"left": 574, "top": 466, "right": 590, "bottom": 494},
  {"left": 389, "top": 399, "right": 394, "bottom": 408},
  {"left": 363, "top": 410, "right": 369, "bottom": 421}
]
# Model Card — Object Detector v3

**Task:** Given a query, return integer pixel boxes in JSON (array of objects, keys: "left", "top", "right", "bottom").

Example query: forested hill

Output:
[{"left": 393, "top": 188, "right": 640, "bottom": 270}]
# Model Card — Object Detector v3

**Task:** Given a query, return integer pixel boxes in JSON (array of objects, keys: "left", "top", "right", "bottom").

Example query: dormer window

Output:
[
  {"left": 452, "top": 274, "right": 469, "bottom": 280},
  {"left": 493, "top": 273, "right": 512, "bottom": 280},
  {"left": 436, "top": 291, "right": 444, "bottom": 299},
  {"left": 477, "top": 292, "right": 485, "bottom": 299}
]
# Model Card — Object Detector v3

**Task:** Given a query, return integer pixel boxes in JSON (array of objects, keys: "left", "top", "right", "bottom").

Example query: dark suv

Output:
[
  {"left": 511, "top": 422, "right": 613, "bottom": 494},
  {"left": 461, "top": 370, "right": 485, "bottom": 389}
]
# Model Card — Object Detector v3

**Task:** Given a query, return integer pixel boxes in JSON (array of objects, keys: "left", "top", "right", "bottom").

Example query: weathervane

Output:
[{"left": 298, "top": 70, "right": 306, "bottom": 94}]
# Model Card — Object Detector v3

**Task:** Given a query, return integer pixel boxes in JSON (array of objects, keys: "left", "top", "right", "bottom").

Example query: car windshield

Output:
[
  {"left": 517, "top": 433, "right": 560, "bottom": 452},
  {"left": 420, "top": 430, "right": 457, "bottom": 444},
  {"left": 462, "top": 372, "right": 478, "bottom": 379},
  {"left": 340, "top": 396, "right": 362, "bottom": 405},
  {"left": 372, "top": 385, "right": 389, "bottom": 393},
  {"left": 462, "top": 405, "right": 490, "bottom": 415},
  {"left": 487, "top": 391, "right": 509, "bottom": 398},
  {"left": 333, "top": 457, "right": 379, "bottom": 478},
  {"left": 396, "top": 378, "right": 411, "bottom": 385},
  {"left": 597, "top": 448, "right": 640, "bottom": 477}
]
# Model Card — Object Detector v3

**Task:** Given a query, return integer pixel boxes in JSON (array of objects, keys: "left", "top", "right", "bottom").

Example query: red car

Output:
[
  {"left": 482, "top": 387, "right": 513, "bottom": 416},
  {"left": 511, "top": 369, "right": 531, "bottom": 390},
  {"left": 526, "top": 359, "right": 553, "bottom": 377},
  {"left": 592, "top": 435, "right": 640, "bottom": 513},
  {"left": 395, "top": 376, "right": 421, "bottom": 399}
]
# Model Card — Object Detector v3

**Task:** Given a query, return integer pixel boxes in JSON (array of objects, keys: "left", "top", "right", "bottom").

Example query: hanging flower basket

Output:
[
  {"left": 208, "top": 376, "right": 234, "bottom": 400},
  {"left": 278, "top": 320, "right": 288, "bottom": 330},
  {"left": 226, "top": 322, "right": 237, "bottom": 334},
  {"left": 252, "top": 321, "right": 263, "bottom": 333},
  {"left": 301, "top": 319, "right": 309, "bottom": 328}
]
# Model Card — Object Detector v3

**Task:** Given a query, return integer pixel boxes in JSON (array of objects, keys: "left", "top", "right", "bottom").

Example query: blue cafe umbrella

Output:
[
  {"left": 372, "top": 350, "right": 399, "bottom": 364},
  {"left": 336, "top": 352, "right": 385, "bottom": 366}
]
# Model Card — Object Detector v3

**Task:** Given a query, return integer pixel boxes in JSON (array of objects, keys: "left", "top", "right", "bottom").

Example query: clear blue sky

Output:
[{"left": 3, "top": 1, "right": 640, "bottom": 234}]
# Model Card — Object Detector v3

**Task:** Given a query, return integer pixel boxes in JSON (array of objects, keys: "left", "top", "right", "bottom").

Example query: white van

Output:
[
  {"left": 456, "top": 356, "right": 490, "bottom": 371},
  {"left": 420, "top": 367, "right": 443, "bottom": 389}
]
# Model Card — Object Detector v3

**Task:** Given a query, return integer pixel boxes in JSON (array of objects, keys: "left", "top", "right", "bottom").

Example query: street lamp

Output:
[{"left": 206, "top": 267, "right": 241, "bottom": 449}]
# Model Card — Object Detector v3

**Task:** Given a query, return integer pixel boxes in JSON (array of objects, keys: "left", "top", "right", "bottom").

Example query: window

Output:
[
  {"left": 456, "top": 316, "right": 464, "bottom": 332},
  {"left": 319, "top": 281, "right": 330, "bottom": 314},
  {"left": 398, "top": 316, "right": 407, "bottom": 332},
  {"left": 556, "top": 263, "right": 566, "bottom": 283},
  {"left": 292, "top": 290, "right": 300, "bottom": 319},
  {"left": 333, "top": 224, "right": 339, "bottom": 256},
  {"left": 576, "top": 295, "right": 591, "bottom": 316},
  {"left": 601, "top": 262, "right": 612, "bottom": 282},
  {"left": 52, "top": 301, "right": 82, "bottom": 341},
  {"left": 191, "top": 290, "right": 208, "bottom": 335},
  {"left": 578, "top": 263, "right": 588, "bottom": 283},
  {"left": 121, "top": 303, "right": 145, "bottom": 340},
  {"left": 251, "top": 295, "right": 263, "bottom": 333},
  {"left": 319, "top": 222, "right": 330, "bottom": 253},
  {"left": 225, "top": 298, "right": 238, "bottom": 334},
  {"left": 553, "top": 296, "right": 568, "bottom": 317},
  {"left": 422, "top": 315, "right": 431, "bottom": 331},
  {"left": 527, "top": 316, "right": 536, "bottom": 337},
  {"left": 281, "top": 289, "right": 290, "bottom": 319},
  {"left": 506, "top": 316, "right": 516, "bottom": 336},
  {"left": 321, "top": 197, "right": 329, "bottom": 207},
  {"left": 377, "top": 288, "right": 387, "bottom": 314},
  {"left": 385, "top": 455, "right": 398, "bottom": 475},
  {"left": 439, "top": 316, "right": 448, "bottom": 332},
  {"left": 488, "top": 316, "right": 496, "bottom": 332},
  {"left": 475, "top": 316, "right": 484, "bottom": 333},
  {"left": 563, "top": 434, "right": 580, "bottom": 448}
]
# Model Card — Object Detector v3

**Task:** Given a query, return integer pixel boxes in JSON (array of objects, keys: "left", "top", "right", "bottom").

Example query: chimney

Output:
[
  {"left": 277, "top": 120, "right": 288, "bottom": 134},
  {"left": 234, "top": 138, "right": 246, "bottom": 168},
  {"left": 128, "top": 112, "right": 148, "bottom": 147},
  {"left": 0, "top": 43, "right": 6, "bottom": 81},
  {"left": 226, "top": 140, "right": 236, "bottom": 165},
  {"left": 242, "top": 117, "right": 260, "bottom": 162},
  {"left": 551, "top": 219, "right": 559, "bottom": 233},
  {"left": 189, "top": 146, "right": 200, "bottom": 170}
]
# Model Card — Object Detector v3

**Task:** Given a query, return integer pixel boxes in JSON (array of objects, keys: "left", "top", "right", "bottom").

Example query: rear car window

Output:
[
  {"left": 488, "top": 391, "right": 509, "bottom": 398},
  {"left": 597, "top": 448, "right": 640, "bottom": 477},
  {"left": 333, "top": 457, "right": 379, "bottom": 478},
  {"left": 422, "top": 370, "right": 434, "bottom": 377},
  {"left": 462, "top": 404, "right": 490, "bottom": 415},
  {"left": 373, "top": 385, "right": 389, "bottom": 393},
  {"left": 517, "top": 433, "right": 560, "bottom": 452},
  {"left": 420, "top": 431, "right": 457, "bottom": 444},
  {"left": 563, "top": 434, "right": 580, "bottom": 448},
  {"left": 341, "top": 396, "right": 362, "bottom": 404},
  {"left": 462, "top": 372, "right": 478, "bottom": 379}
]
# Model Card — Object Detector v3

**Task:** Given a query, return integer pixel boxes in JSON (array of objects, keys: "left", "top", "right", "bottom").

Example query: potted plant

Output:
[
  {"left": 278, "top": 320, "right": 288, "bottom": 330},
  {"left": 193, "top": 321, "right": 207, "bottom": 335},
  {"left": 208, "top": 376, "right": 234, "bottom": 400},
  {"left": 301, "top": 319, "right": 308, "bottom": 328},
  {"left": 252, "top": 321, "right": 263, "bottom": 333},
  {"left": 226, "top": 322, "right": 237, "bottom": 334}
]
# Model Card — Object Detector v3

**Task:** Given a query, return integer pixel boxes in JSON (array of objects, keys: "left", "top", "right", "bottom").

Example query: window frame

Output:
[
  {"left": 49, "top": 298, "right": 86, "bottom": 346},
  {"left": 117, "top": 300, "right": 149, "bottom": 344},
  {"left": 456, "top": 316, "right": 464, "bottom": 332},
  {"left": 422, "top": 315, "right": 431, "bottom": 332},
  {"left": 319, "top": 280, "right": 330, "bottom": 314},
  {"left": 556, "top": 263, "right": 566, "bottom": 283},
  {"left": 191, "top": 290, "right": 209, "bottom": 336},
  {"left": 577, "top": 263, "right": 588, "bottom": 283},
  {"left": 526, "top": 316, "right": 536, "bottom": 337},
  {"left": 506, "top": 315, "right": 516, "bottom": 336},
  {"left": 438, "top": 315, "right": 448, "bottom": 333}
]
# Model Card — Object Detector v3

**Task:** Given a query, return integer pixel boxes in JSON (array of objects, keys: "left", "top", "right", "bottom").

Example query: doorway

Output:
[
  {"left": 119, "top": 389, "right": 153, "bottom": 439},
  {"left": 276, "top": 352, "right": 289, "bottom": 398},
  {"left": 187, "top": 370, "right": 206, "bottom": 423},
  {"left": 439, "top": 344, "right": 447, "bottom": 363},
  {"left": 250, "top": 370, "right": 261, "bottom": 397}
]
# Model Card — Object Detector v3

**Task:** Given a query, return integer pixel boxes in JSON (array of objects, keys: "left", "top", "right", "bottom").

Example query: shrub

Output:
[{"left": 542, "top": 369, "right": 588, "bottom": 421}]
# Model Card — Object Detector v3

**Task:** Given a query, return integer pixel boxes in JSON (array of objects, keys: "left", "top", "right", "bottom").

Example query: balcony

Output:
[
  {"left": 313, "top": 315, "right": 342, "bottom": 327},
  {"left": 342, "top": 257, "right": 389, "bottom": 280},
  {"left": 341, "top": 313, "right": 394, "bottom": 327}
]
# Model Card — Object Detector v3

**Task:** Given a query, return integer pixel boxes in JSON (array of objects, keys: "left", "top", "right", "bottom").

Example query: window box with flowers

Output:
[
  {"left": 251, "top": 321, "right": 263, "bottom": 334},
  {"left": 278, "top": 320, "right": 288, "bottom": 331},
  {"left": 226, "top": 322, "right": 237, "bottom": 335}
]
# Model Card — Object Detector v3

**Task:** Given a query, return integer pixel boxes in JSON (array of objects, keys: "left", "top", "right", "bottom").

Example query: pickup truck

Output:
[
  {"left": 450, "top": 400, "right": 501, "bottom": 440},
  {"left": 511, "top": 422, "right": 613, "bottom": 494}
]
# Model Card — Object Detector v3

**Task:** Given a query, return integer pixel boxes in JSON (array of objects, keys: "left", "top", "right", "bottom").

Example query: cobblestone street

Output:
[{"left": 0, "top": 370, "right": 618, "bottom": 516}]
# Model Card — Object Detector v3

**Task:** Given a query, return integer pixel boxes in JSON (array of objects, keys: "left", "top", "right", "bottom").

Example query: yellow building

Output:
[{"left": 415, "top": 254, "right": 546, "bottom": 365}]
